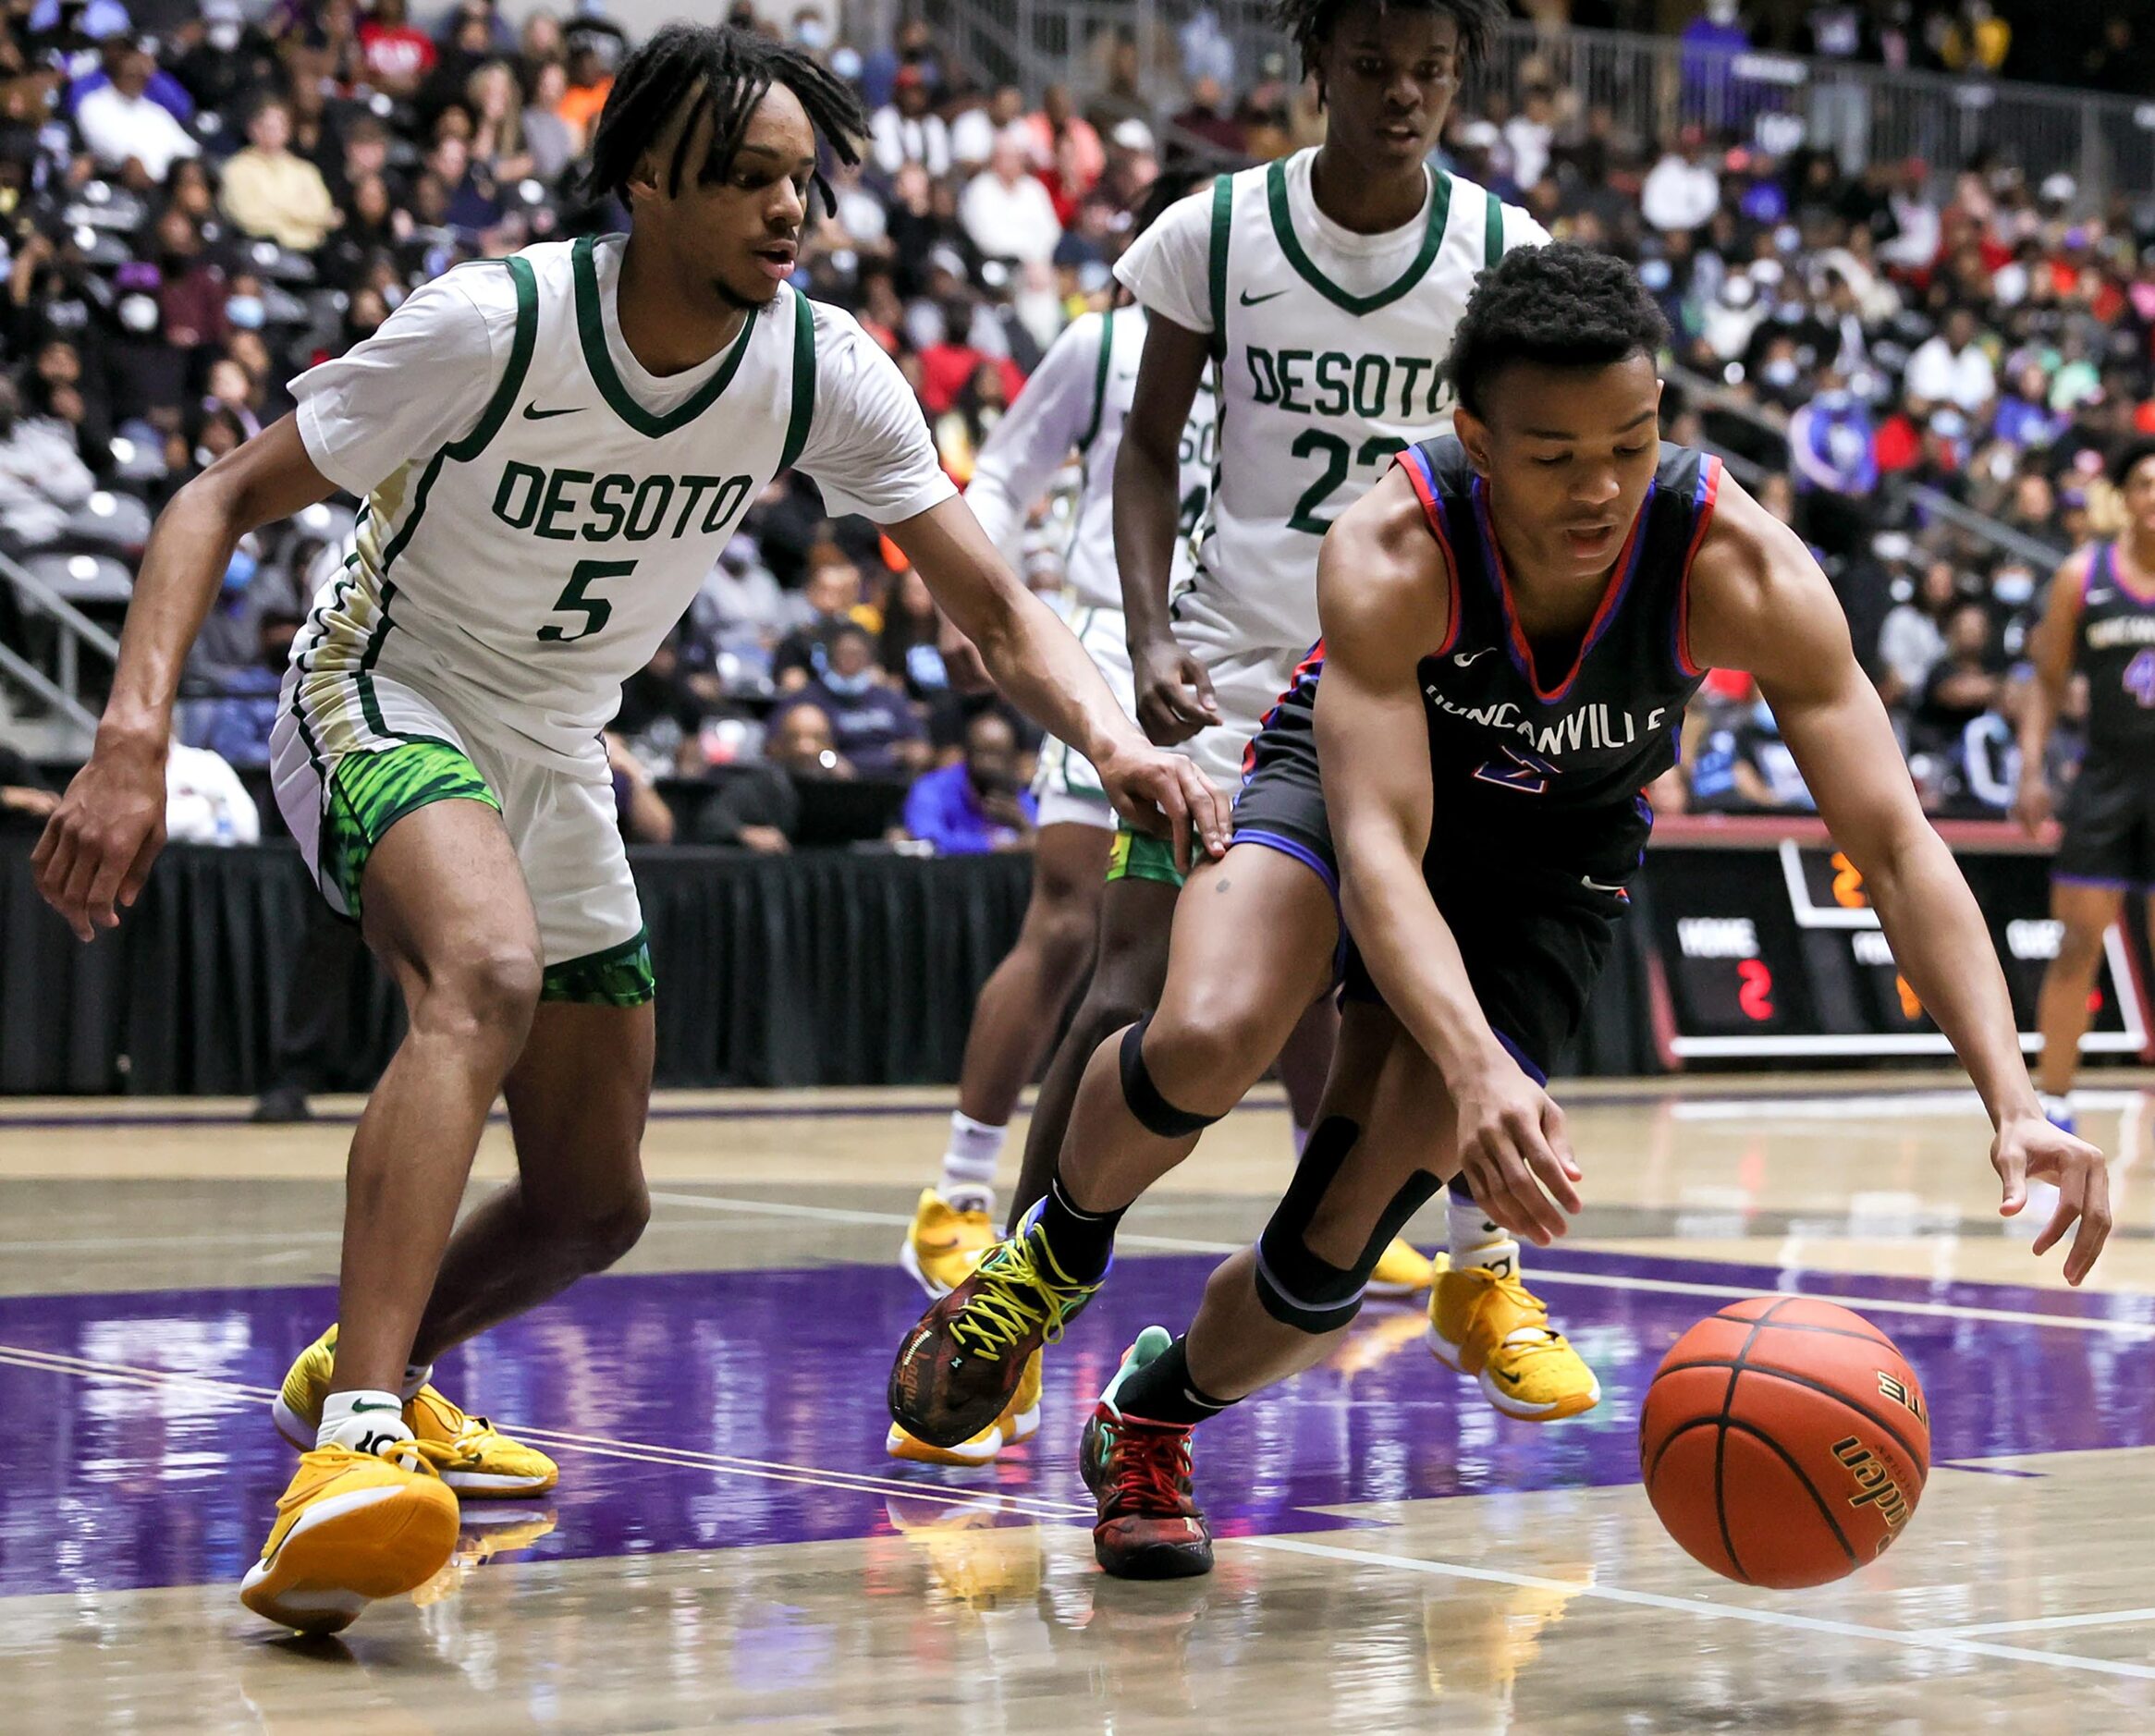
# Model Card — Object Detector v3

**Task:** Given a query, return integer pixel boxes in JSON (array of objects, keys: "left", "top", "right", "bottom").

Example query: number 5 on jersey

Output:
[{"left": 539, "top": 557, "right": 632, "bottom": 642}]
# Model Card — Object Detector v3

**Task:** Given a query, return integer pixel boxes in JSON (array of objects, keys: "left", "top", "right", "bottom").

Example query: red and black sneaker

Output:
[
  {"left": 1078, "top": 1330, "right": 1214, "bottom": 1581},
  {"left": 888, "top": 1207, "right": 1102, "bottom": 1449}
]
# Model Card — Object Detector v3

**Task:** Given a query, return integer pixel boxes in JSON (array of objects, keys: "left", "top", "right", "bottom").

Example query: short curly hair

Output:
[
  {"left": 1444, "top": 244, "right": 1669, "bottom": 422},
  {"left": 1268, "top": 0, "right": 1508, "bottom": 78}
]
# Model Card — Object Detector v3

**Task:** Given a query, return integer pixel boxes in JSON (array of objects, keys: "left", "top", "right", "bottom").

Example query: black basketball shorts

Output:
[{"left": 1230, "top": 689, "right": 1629, "bottom": 1082}]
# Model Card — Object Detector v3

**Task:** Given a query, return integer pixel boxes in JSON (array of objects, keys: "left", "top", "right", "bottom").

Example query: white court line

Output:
[
  {"left": 650, "top": 1192, "right": 2155, "bottom": 1339},
  {"left": 1242, "top": 1535, "right": 2155, "bottom": 1682},
  {"left": 1917, "top": 1607, "right": 2155, "bottom": 1638},
  {"left": 1670, "top": 1090, "right": 2148, "bottom": 1122}
]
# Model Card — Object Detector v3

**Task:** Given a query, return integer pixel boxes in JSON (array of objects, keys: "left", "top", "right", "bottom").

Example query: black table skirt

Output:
[{"left": 0, "top": 837, "right": 1655, "bottom": 1095}]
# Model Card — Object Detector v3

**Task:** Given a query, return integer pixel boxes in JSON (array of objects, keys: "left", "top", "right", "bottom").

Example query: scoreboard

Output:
[{"left": 1643, "top": 827, "right": 2148, "bottom": 1062}]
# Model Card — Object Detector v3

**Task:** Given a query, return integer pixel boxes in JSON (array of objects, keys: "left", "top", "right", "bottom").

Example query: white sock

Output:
[
  {"left": 399, "top": 1362, "right": 432, "bottom": 1402},
  {"left": 318, "top": 1388, "right": 414, "bottom": 1453},
  {"left": 1290, "top": 1118, "right": 1311, "bottom": 1158},
  {"left": 940, "top": 1112, "right": 1005, "bottom": 1214},
  {"left": 1447, "top": 1187, "right": 1518, "bottom": 1274}
]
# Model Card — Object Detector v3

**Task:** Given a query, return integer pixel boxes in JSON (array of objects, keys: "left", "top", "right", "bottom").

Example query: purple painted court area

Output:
[{"left": 5, "top": 1250, "right": 2154, "bottom": 1597}]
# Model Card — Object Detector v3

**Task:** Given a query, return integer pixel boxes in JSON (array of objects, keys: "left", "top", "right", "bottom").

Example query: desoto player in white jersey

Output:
[
  {"left": 32, "top": 24, "right": 1221, "bottom": 1636},
  {"left": 891, "top": 0, "right": 1605, "bottom": 1448}
]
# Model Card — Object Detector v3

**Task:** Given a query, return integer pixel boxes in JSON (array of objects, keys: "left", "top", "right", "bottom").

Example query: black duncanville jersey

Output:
[
  {"left": 1395, "top": 436, "right": 1718, "bottom": 820},
  {"left": 2074, "top": 542, "right": 2155, "bottom": 757}
]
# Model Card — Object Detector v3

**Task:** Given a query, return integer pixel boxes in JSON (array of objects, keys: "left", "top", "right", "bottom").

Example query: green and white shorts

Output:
[
  {"left": 1030, "top": 603, "right": 1129, "bottom": 833},
  {"left": 268, "top": 665, "right": 654, "bottom": 1006}
]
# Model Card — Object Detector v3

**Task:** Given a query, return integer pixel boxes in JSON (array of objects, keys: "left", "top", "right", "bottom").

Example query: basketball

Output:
[{"left": 1640, "top": 1299, "right": 1930, "bottom": 1590}]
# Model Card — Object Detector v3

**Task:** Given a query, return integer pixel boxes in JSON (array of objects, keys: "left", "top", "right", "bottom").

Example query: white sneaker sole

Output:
[
  {"left": 239, "top": 1482, "right": 459, "bottom": 1635},
  {"left": 898, "top": 1234, "right": 951, "bottom": 1300},
  {"left": 885, "top": 1420, "right": 1003, "bottom": 1465},
  {"left": 1422, "top": 1325, "right": 1601, "bottom": 1420}
]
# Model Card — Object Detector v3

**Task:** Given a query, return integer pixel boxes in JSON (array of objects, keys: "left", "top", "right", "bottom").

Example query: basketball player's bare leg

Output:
[
  {"left": 2033, "top": 880, "right": 2122, "bottom": 1114},
  {"left": 331, "top": 799, "right": 545, "bottom": 1402},
  {"left": 904, "top": 823, "right": 1110, "bottom": 1297},
  {"left": 1079, "top": 1000, "right": 1463, "bottom": 1576},
  {"left": 410, "top": 997, "right": 655, "bottom": 1360},
  {"left": 1003, "top": 872, "right": 1181, "bottom": 1233},
  {"left": 887, "top": 846, "right": 1336, "bottom": 1449}
]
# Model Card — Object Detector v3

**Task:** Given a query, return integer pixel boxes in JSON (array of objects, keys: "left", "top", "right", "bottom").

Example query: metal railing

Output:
[
  {"left": 0, "top": 550, "right": 119, "bottom": 754},
  {"left": 918, "top": 6, "right": 2154, "bottom": 202}
]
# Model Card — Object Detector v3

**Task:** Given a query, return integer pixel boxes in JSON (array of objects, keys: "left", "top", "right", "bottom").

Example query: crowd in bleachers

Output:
[{"left": 4, "top": 2, "right": 2155, "bottom": 844}]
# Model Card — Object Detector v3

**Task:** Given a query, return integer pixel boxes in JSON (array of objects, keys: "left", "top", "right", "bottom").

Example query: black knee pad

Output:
[
  {"left": 1254, "top": 1117, "right": 1444, "bottom": 1334},
  {"left": 1118, "top": 1015, "right": 1223, "bottom": 1139}
]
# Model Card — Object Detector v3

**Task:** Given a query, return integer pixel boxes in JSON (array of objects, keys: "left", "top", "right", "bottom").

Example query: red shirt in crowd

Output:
[
  {"left": 918, "top": 343, "right": 1023, "bottom": 418},
  {"left": 360, "top": 22, "right": 435, "bottom": 86}
]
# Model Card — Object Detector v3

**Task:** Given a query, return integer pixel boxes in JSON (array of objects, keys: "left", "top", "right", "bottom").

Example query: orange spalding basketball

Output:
[{"left": 1639, "top": 1297, "right": 1929, "bottom": 1589}]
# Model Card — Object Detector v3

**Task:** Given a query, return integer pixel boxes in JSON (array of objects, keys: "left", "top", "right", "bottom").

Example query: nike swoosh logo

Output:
[
  {"left": 916, "top": 1237, "right": 960, "bottom": 1253},
  {"left": 1238, "top": 288, "right": 1289, "bottom": 306},
  {"left": 522, "top": 404, "right": 581, "bottom": 420},
  {"left": 1495, "top": 1368, "right": 1524, "bottom": 1385},
  {"left": 1453, "top": 648, "right": 1493, "bottom": 667}
]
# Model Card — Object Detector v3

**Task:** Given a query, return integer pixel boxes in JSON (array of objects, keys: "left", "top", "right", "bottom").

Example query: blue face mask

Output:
[
  {"left": 823, "top": 667, "right": 875, "bottom": 698},
  {"left": 227, "top": 295, "right": 265, "bottom": 330},
  {"left": 222, "top": 548, "right": 256, "bottom": 594}
]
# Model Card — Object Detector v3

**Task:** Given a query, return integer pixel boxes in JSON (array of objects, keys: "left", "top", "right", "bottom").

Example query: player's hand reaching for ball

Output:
[
  {"left": 31, "top": 729, "right": 168, "bottom": 943},
  {"left": 1451, "top": 1058, "right": 1585, "bottom": 1248},
  {"left": 1995, "top": 1110, "right": 2111, "bottom": 1285},
  {"left": 1094, "top": 739, "right": 1228, "bottom": 874}
]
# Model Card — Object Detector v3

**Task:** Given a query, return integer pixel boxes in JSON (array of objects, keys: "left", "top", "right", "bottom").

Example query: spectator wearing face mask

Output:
[
  {"left": 0, "top": 374, "right": 96, "bottom": 552},
  {"left": 190, "top": 606, "right": 302, "bottom": 770},
  {"left": 772, "top": 547, "right": 879, "bottom": 691},
  {"left": 783, "top": 624, "right": 928, "bottom": 780},
  {"left": 73, "top": 38, "right": 200, "bottom": 181},
  {"left": 221, "top": 95, "right": 338, "bottom": 252},
  {"left": 1787, "top": 371, "right": 1879, "bottom": 556},
  {"left": 903, "top": 710, "right": 1037, "bottom": 854}
]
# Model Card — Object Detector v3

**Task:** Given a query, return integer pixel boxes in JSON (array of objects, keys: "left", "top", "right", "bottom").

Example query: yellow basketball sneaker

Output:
[
  {"left": 899, "top": 1188, "right": 996, "bottom": 1298},
  {"left": 239, "top": 1440, "right": 460, "bottom": 1634},
  {"left": 886, "top": 1349, "right": 1042, "bottom": 1465},
  {"left": 885, "top": 1494, "right": 1044, "bottom": 1610},
  {"left": 1426, "top": 1244, "right": 1599, "bottom": 1420},
  {"left": 272, "top": 1326, "right": 558, "bottom": 1498},
  {"left": 1365, "top": 1240, "right": 1442, "bottom": 1298}
]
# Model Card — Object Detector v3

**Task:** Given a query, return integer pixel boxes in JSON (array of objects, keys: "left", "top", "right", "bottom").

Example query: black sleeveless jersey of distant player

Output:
[
  {"left": 1394, "top": 436, "right": 1719, "bottom": 829},
  {"left": 2074, "top": 542, "right": 2155, "bottom": 758}
]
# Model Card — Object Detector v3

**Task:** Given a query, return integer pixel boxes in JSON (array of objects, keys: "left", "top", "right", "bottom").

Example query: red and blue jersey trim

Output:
[
  {"left": 1671, "top": 455, "right": 1721, "bottom": 680},
  {"left": 1472, "top": 474, "right": 1654, "bottom": 705},
  {"left": 1396, "top": 446, "right": 1463, "bottom": 656},
  {"left": 1242, "top": 638, "right": 1328, "bottom": 783}
]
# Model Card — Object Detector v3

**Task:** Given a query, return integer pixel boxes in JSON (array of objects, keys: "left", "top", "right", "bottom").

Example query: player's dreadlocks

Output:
[
  {"left": 580, "top": 22, "right": 869, "bottom": 216},
  {"left": 1444, "top": 244, "right": 1668, "bottom": 421},
  {"left": 1267, "top": 0, "right": 1508, "bottom": 80}
]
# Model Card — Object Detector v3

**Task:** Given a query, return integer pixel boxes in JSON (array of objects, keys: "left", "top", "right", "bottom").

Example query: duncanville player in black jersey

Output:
[
  {"left": 2016, "top": 439, "right": 2155, "bottom": 1136},
  {"left": 887, "top": 246, "right": 2111, "bottom": 1580}
]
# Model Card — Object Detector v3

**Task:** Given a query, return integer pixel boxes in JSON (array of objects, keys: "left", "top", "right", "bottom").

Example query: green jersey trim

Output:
[
  {"left": 542, "top": 927, "right": 657, "bottom": 1006},
  {"left": 1206, "top": 174, "right": 1232, "bottom": 361},
  {"left": 1076, "top": 310, "right": 1116, "bottom": 454},
  {"left": 777, "top": 284, "right": 817, "bottom": 474},
  {"left": 573, "top": 234, "right": 758, "bottom": 437},
  {"left": 1484, "top": 189, "right": 1505, "bottom": 267},
  {"left": 1264, "top": 159, "right": 1451, "bottom": 316}
]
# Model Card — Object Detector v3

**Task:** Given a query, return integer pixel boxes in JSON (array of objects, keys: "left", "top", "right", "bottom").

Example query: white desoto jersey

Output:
[
  {"left": 288, "top": 233, "right": 953, "bottom": 775},
  {"left": 964, "top": 303, "right": 1216, "bottom": 613},
  {"left": 1115, "top": 148, "right": 1547, "bottom": 655}
]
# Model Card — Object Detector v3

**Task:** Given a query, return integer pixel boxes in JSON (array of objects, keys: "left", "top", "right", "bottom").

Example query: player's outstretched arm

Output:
[
  {"left": 33, "top": 416, "right": 337, "bottom": 941},
  {"left": 1316, "top": 470, "right": 1583, "bottom": 1247},
  {"left": 1692, "top": 478, "right": 2111, "bottom": 1282},
  {"left": 1113, "top": 311, "right": 1219, "bottom": 744},
  {"left": 885, "top": 495, "right": 1227, "bottom": 870},
  {"left": 2012, "top": 553, "right": 2087, "bottom": 835},
  {"left": 961, "top": 313, "right": 1100, "bottom": 561}
]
